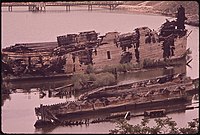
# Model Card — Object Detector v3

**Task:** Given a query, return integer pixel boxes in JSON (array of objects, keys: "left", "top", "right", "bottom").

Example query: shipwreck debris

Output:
[{"left": 34, "top": 73, "right": 197, "bottom": 128}]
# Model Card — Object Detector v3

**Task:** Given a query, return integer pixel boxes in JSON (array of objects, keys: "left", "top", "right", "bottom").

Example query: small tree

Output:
[
  {"left": 85, "top": 64, "right": 94, "bottom": 74},
  {"left": 109, "top": 117, "right": 199, "bottom": 134}
]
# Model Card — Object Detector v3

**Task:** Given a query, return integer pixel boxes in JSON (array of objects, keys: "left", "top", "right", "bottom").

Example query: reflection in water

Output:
[
  {"left": 1, "top": 82, "right": 11, "bottom": 106},
  {"left": 1, "top": 94, "right": 11, "bottom": 106},
  {"left": 8, "top": 79, "right": 72, "bottom": 90},
  {"left": 1, "top": 60, "right": 195, "bottom": 134},
  {"left": 2, "top": 63, "right": 194, "bottom": 134},
  {"left": 118, "top": 64, "right": 186, "bottom": 85},
  {"left": 3, "top": 64, "right": 187, "bottom": 101},
  {"left": 34, "top": 125, "right": 58, "bottom": 134}
]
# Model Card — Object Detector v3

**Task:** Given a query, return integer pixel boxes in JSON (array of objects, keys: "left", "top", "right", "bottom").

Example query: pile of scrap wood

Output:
[
  {"left": 2, "top": 44, "right": 33, "bottom": 53},
  {"left": 57, "top": 34, "right": 78, "bottom": 46},
  {"left": 115, "top": 32, "right": 138, "bottom": 51},
  {"left": 57, "top": 30, "right": 99, "bottom": 47}
]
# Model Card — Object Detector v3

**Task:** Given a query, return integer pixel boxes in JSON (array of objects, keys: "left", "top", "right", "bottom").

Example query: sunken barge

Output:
[
  {"left": 2, "top": 7, "right": 191, "bottom": 82},
  {"left": 34, "top": 73, "right": 198, "bottom": 128}
]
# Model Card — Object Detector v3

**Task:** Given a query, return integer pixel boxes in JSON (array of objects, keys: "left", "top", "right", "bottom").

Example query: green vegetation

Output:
[
  {"left": 109, "top": 117, "right": 199, "bottom": 134},
  {"left": 72, "top": 63, "right": 142, "bottom": 90},
  {"left": 142, "top": 58, "right": 166, "bottom": 68},
  {"left": 73, "top": 55, "right": 187, "bottom": 90},
  {"left": 142, "top": 56, "right": 187, "bottom": 68},
  {"left": 71, "top": 72, "right": 117, "bottom": 90},
  {"left": 143, "top": 58, "right": 155, "bottom": 68},
  {"left": 85, "top": 63, "right": 141, "bottom": 75},
  {"left": 93, "top": 72, "right": 116, "bottom": 87},
  {"left": 100, "top": 63, "right": 141, "bottom": 74},
  {"left": 85, "top": 64, "right": 95, "bottom": 74}
]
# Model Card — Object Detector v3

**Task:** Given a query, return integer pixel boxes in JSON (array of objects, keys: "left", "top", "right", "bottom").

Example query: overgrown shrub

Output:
[
  {"left": 143, "top": 58, "right": 154, "bottom": 68},
  {"left": 102, "top": 65, "right": 115, "bottom": 73},
  {"left": 101, "top": 63, "right": 140, "bottom": 74},
  {"left": 94, "top": 72, "right": 116, "bottom": 87},
  {"left": 85, "top": 64, "right": 95, "bottom": 74},
  {"left": 71, "top": 72, "right": 117, "bottom": 90},
  {"left": 143, "top": 58, "right": 167, "bottom": 68},
  {"left": 72, "top": 73, "right": 90, "bottom": 90}
]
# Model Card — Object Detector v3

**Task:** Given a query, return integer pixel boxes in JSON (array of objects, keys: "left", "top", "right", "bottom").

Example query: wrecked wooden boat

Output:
[
  {"left": 106, "top": 111, "right": 131, "bottom": 120},
  {"left": 34, "top": 74, "right": 198, "bottom": 128},
  {"left": 144, "top": 109, "right": 166, "bottom": 118},
  {"left": 2, "top": 7, "right": 192, "bottom": 81}
]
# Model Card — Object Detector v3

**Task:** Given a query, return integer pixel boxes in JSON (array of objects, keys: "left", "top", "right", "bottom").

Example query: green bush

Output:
[
  {"left": 72, "top": 73, "right": 90, "bottom": 90},
  {"left": 85, "top": 64, "right": 95, "bottom": 74},
  {"left": 116, "top": 64, "right": 126, "bottom": 72},
  {"left": 71, "top": 72, "right": 117, "bottom": 90},
  {"left": 110, "top": 117, "right": 199, "bottom": 134},
  {"left": 88, "top": 73, "right": 96, "bottom": 81},
  {"left": 143, "top": 58, "right": 154, "bottom": 68},
  {"left": 94, "top": 72, "right": 116, "bottom": 87},
  {"left": 102, "top": 65, "right": 115, "bottom": 73},
  {"left": 101, "top": 63, "right": 140, "bottom": 74}
]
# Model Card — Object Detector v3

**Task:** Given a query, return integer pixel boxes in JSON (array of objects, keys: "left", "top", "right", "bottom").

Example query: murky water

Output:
[{"left": 1, "top": 6, "right": 199, "bottom": 134}]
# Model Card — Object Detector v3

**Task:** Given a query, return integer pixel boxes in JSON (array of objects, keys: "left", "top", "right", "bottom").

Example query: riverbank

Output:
[
  {"left": 112, "top": 1, "right": 199, "bottom": 27},
  {"left": 114, "top": 5, "right": 198, "bottom": 27}
]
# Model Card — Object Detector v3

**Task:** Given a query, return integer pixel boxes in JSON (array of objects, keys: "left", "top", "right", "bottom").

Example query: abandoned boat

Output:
[
  {"left": 144, "top": 109, "right": 166, "bottom": 118},
  {"left": 2, "top": 7, "right": 192, "bottom": 81},
  {"left": 34, "top": 73, "right": 198, "bottom": 128}
]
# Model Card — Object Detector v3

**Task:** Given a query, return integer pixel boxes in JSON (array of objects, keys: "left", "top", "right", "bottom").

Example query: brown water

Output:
[{"left": 1, "top": 6, "right": 199, "bottom": 134}]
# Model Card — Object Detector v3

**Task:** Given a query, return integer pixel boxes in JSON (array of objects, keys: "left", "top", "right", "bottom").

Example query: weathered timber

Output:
[
  {"left": 2, "top": 7, "right": 189, "bottom": 82},
  {"left": 34, "top": 74, "right": 197, "bottom": 128}
]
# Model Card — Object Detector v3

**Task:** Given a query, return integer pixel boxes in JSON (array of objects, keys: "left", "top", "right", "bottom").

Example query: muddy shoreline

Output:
[{"left": 99, "top": 5, "right": 199, "bottom": 27}]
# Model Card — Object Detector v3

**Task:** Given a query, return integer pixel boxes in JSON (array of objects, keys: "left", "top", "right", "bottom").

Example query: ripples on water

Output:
[{"left": 1, "top": 6, "right": 199, "bottom": 134}]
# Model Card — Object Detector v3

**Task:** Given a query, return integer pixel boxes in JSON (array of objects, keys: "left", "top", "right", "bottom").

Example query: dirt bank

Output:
[{"left": 115, "top": 1, "right": 199, "bottom": 27}]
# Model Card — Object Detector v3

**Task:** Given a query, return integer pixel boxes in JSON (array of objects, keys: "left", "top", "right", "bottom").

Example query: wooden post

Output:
[
  {"left": 92, "top": 103, "right": 95, "bottom": 110},
  {"left": 44, "top": 6, "right": 46, "bottom": 12},
  {"left": 66, "top": 6, "right": 68, "bottom": 11},
  {"left": 88, "top": 5, "right": 92, "bottom": 11},
  {"left": 109, "top": 5, "right": 114, "bottom": 10},
  {"left": 66, "top": 5, "right": 70, "bottom": 11},
  {"left": 40, "top": 104, "right": 45, "bottom": 121},
  {"left": 8, "top": 6, "right": 12, "bottom": 12},
  {"left": 29, "top": 6, "right": 33, "bottom": 11},
  {"left": 28, "top": 56, "right": 31, "bottom": 68},
  {"left": 114, "top": 68, "right": 118, "bottom": 80},
  {"left": 39, "top": 55, "right": 43, "bottom": 67},
  {"left": 73, "top": 89, "right": 75, "bottom": 96},
  {"left": 48, "top": 90, "right": 52, "bottom": 97}
]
